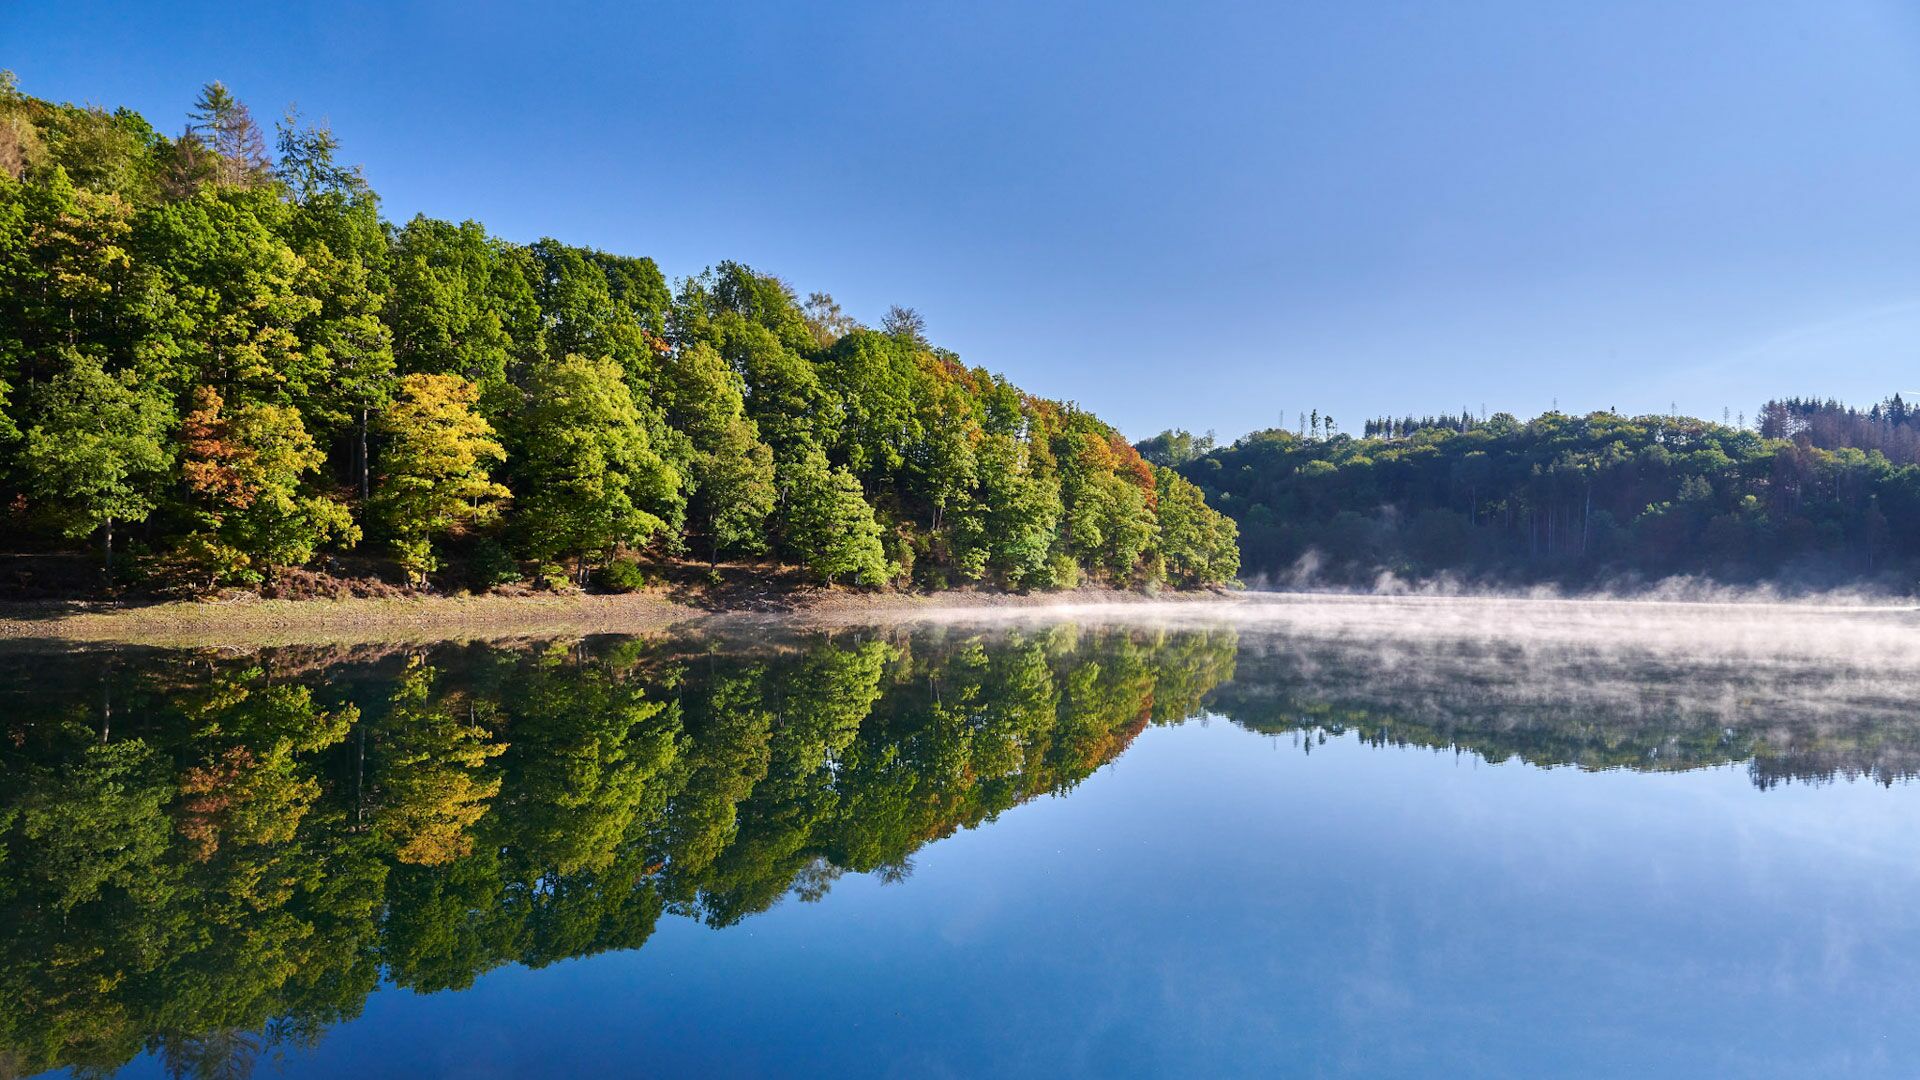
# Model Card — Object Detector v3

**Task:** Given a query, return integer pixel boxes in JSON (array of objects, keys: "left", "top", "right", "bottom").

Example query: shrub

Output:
[
  {"left": 1042, "top": 553, "right": 1081, "bottom": 591},
  {"left": 594, "top": 557, "right": 647, "bottom": 593}
]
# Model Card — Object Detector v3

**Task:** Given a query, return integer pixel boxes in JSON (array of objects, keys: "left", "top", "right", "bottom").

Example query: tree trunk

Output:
[
  {"left": 103, "top": 516, "right": 114, "bottom": 583},
  {"left": 359, "top": 407, "right": 371, "bottom": 501}
]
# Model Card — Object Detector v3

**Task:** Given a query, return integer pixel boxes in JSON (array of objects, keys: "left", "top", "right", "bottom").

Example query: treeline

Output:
[
  {"left": 1359, "top": 411, "right": 1485, "bottom": 440},
  {"left": 0, "top": 627, "right": 1238, "bottom": 1076},
  {"left": 1758, "top": 394, "right": 1920, "bottom": 466},
  {"left": 0, "top": 76, "right": 1238, "bottom": 594},
  {"left": 1155, "top": 407, "right": 1920, "bottom": 589}
]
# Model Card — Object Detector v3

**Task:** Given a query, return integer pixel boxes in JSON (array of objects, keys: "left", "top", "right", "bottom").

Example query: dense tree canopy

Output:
[
  {"left": 371, "top": 373, "right": 510, "bottom": 582},
  {"left": 0, "top": 75, "right": 1237, "bottom": 593},
  {"left": 1163, "top": 405, "right": 1920, "bottom": 590}
]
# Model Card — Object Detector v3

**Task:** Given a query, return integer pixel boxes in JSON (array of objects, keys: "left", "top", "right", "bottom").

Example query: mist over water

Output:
[
  {"left": 923, "top": 588, "right": 1920, "bottom": 666},
  {"left": 1238, "top": 544, "right": 1920, "bottom": 606},
  {"left": 905, "top": 592, "right": 1920, "bottom": 785},
  {"left": 8, "top": 605, "right": 1920, "bottom": 1077}
]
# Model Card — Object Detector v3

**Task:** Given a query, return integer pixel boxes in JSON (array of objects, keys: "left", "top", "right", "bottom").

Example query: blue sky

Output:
[{"left": 9, "top": 1, "right": 1920, "bottom": 441}]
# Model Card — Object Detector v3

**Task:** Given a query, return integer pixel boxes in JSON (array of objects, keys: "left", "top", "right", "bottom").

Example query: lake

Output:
[{"left": 8, "top": 597, "right": 1920, "bottom": 1078}]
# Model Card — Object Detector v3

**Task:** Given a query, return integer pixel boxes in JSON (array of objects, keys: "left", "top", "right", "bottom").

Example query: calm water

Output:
[{"left": 8, "top": 604, "right": 1920, "bottom": 1077}]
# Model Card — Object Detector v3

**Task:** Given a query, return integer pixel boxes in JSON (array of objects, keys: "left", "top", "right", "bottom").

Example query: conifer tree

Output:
[{"left": 185, "top": 81, "right": 270, "bottom": 186}]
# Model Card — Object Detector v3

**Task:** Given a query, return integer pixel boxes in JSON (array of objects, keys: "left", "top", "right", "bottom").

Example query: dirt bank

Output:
[{"left": 0, "top": 585, "right": 1245, "bottom": 648}]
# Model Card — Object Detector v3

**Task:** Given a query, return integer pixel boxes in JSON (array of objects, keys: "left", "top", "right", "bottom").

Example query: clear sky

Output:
[{"left": 9, "top": 1, "right": 1920, "bottom": 441}]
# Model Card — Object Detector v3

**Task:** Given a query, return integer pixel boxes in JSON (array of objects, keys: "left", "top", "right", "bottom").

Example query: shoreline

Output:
[
  {"left": 10, "top": 584, "right": 1909, "bottom": 650},
  {"left": 0, "top": 586, "right": 1247, "bottom": 648}
]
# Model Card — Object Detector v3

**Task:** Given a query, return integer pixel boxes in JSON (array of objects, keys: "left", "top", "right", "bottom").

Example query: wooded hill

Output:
[
  {"left": 1149, "top": 403, "right": 1920, "bottom": 590},
  {"left": 0, "top": 75, "right": 1238, "bottom": 596}
]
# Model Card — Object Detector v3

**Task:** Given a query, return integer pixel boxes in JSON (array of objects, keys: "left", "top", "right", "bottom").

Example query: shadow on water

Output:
[{"left": 3, "top": 610, "right": 1919, "bottom": 1076}]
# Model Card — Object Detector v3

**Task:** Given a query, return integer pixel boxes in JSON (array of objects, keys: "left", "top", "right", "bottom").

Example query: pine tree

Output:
[{"left": 186, "top": 81, "right": 270, "bottom": 186}]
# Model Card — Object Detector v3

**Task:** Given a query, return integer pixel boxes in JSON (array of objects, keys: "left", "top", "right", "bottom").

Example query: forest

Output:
[
  {"left": 0, "top": 75, "right": 1238, "bottom": 597},
  {"left": 1148, "top": 399, "right": 1920, "bottom": 590}
]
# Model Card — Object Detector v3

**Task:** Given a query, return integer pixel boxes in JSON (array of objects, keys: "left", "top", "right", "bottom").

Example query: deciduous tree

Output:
[
  {"left": 778, "top": 446, "right": 890, "bottom": 586},
  {"left": 372, "top": 373, "right": 510, "bottom": 583},
  {"left": 18, "top": 352, "right": 170, "bottom": 573},
  {"left": 510, "top": 354, "right": 681, "bottom": 577}
]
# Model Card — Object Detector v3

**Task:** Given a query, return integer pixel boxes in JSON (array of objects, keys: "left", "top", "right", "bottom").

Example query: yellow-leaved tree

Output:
[{"left": 372, "top": 373, "right": 511, "bottom": 584}]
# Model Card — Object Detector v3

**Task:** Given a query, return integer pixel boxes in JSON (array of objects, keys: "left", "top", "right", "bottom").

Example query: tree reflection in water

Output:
[
  {"left": 2, "top": 619, "right": 1915, "bottom": 1077},
  {"left": 0, "top": 625, "right": 1234, "bottom": 1077}
]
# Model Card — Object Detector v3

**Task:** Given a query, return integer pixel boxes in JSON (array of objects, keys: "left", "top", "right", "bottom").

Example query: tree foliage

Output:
[
  {"left": 178, "top": 385, "right": 357, "bottom": 582},
  {"left": 510, "top": 354, "right": 679, "bottom": 573},
  {"left": 18, "top": 352, "right": 170, "bottom": 559},
  {"left": 0, "top": 75, "right": 1238, "bottom": 592},
  {"left": 372, "top": 373, "right": 509, "bottom": 581},
  {"left": 779, "top": 446, "right": 891, "bottom": 585},
  {"left": 1173, "top": 407, "right": 1920, "bottom": 588}
]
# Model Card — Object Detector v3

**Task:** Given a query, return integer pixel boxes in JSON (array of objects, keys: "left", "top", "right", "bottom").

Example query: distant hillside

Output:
[{"left": 1146, "top": 404, "right": 1920, "bottom": 591}]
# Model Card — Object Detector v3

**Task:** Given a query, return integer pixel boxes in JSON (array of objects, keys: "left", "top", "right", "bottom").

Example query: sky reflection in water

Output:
[{"left": 8, "top": 606, "right": 1920, "bottom": 1078}]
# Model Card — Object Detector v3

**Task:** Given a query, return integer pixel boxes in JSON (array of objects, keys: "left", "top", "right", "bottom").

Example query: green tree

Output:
[
  {"left": 386, "top": 215, "right": 537, "bottom": 413},
  {"left": 697, "top": 419, "right": 776, "bottom": 565},
  {"left": 278, "top": 110, "right": 397, "bottom": 500},
  {"left": 0, "top": 166, "right": 151, "bottom": 416},
  {"left": 178, "top": 386, "right": 358, "bottom": 583},
  {"left": 184, "top": 81, "right": 270, "bottom": 187},
  {"left": 18, "top": 352, "right": 171, "bottom": 573},
  {"left": 658, "top": 342, "right": 775, "bottom": 564},
  {"left": 778, "top": 446, "right": 890, "bottom": 586},
  {"left": 135, "top": 184, "right": 328, "bottom": 407},
  {"left": 510, "top": 354, "right": 681, "bottom": 578},
  {"left": 819, "top": 330, "right": 924, "bottom": 477},
  {"left": 1153, "top": 465, "right": 1239, "bottom": 586},
  {"left": 955, "top": 433, "right": 1060, "bottom": 587}
]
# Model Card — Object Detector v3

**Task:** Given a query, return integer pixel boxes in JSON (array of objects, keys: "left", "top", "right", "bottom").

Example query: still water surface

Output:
[{"left": 8, "top": 606, "right": 1920, "bottom": 1077}]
